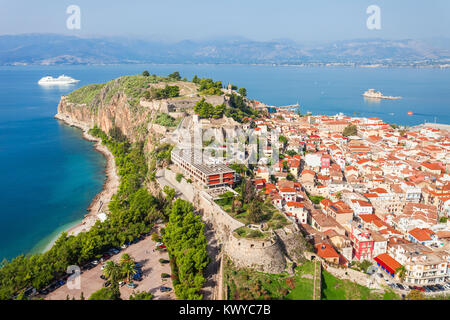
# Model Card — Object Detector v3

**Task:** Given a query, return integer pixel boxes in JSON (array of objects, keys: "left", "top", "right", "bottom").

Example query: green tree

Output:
[
  {"left": 213, "top": 104, "right": 226, "bottom": 119},
  {"left": 162, "top": 199, "right": 209, "bottom": 299},
  {"left": 343, "top": 124, "right": 358, "bottom": 137},
  {"left": 238, "top": 87, "right": 247, "bottom": 97},
  {"left": 89, "top": 287, "right": 119, "bottom": 300},
  {"left": 247, "top": 199, "right": 263, "bottom": 224},
  {"left": 163, "top": 185, "right": 175, "bottom": 202},
  {"left": 192, "top": 75, "right": 200, "bottom": 84},
  {"left": 279, "top": 135, "right": 288, "bottom": 151},
  {"left": 142, "top": 70, "right": 150, "bottom": 77},
  {"left": 168, "top": 71, "right": 181, "bottom": 81},
  {"left": 193, "top": 99, "right": 215, "bottom": 118},
  {"left": 121, "top": 261, "right": 137, "bottom": 283},
  {"left": 129, "top": 291, "right": 154, "bottom": 300},
  {"left": 102, "top": 260, "right": 123, "bottom": 298},
  {"left": 395, "top": 265, "right": 407, "bottom": 282}
]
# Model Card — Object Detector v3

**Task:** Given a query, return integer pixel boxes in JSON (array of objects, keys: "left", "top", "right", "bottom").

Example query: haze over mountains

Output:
[{"left": 1, "top": 34, "right": 449, "bottom": 66}]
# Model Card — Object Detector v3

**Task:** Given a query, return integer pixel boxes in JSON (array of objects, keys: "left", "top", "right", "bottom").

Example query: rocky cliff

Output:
[{"left": 56, "top": 92, "right": 153, "bottom": 144}]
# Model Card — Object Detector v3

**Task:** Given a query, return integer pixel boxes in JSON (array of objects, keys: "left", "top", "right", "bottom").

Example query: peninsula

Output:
[{"left": 1, "top": 71, "right": 448, "bottom": 302}]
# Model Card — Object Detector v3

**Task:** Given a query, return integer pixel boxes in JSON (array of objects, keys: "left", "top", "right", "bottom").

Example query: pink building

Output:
[{"left": 349, "top": 224, "right": 374, "bottom": 261}]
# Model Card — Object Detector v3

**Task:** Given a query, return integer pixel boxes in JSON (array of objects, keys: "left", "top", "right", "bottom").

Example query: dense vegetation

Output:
[
  {"left": 66, "top": 72, "right": 185, "bottom": 111},
  {"left": 0, "top": 126, "right": 164, "bottom": 299},
  {"left": 193, "top": 93, "right": 259, "bottom": 123},
  {"left": 162, "top": 199, "right": 210, "bottom": 300},
  {"left": 224, "top": 93, "right": 260, "bottom": 122},
  {"left": 148, "top": 85, "right": 180, "bottom": 100},
  {"left": 343, "top": 124, "right": 358, "bottom": 137},
  {"left": 193, "top": 98, "right": 226, "bottom": 119},
  {"left": 192, "top": 76, "right": 223, "bottom": 96},
  {"left": 215, "top": 179, "right": 289, "bottom": 229},
  {"left": 155, "top": 113, "right": 179, "bottom": 127},
  {"left": 66, "top": 83, "right": 106, "bottom": 108}
]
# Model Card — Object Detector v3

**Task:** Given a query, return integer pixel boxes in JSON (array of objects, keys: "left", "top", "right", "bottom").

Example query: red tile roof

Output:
[
  {"left": 315, "top": 243, "right": 339, "bottom": 259},
  {"left": 374, "top": 253, "right": 402, "bottom": 274}
]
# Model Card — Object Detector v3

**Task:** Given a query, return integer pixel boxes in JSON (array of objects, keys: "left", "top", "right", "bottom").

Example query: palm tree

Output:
[
  {"left": 122, "top": 261, "right": 137, "bottom": 283},
  {"left": 120, "top": 253, "right": 133, "bottom": 265},
  {"left": 103, "top": 261, "right": 122, "bottom": 284},
  {"left": 102, "top": 261, "right": 123, "bottom": 299},
  {"left": 396, "top": 266, "right": 407, "bottom": 283}
]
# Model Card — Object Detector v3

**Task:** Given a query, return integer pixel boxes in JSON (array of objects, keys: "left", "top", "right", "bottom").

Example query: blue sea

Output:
[{"left": 0, "top": 64, "right": 449, "bottom": 260}]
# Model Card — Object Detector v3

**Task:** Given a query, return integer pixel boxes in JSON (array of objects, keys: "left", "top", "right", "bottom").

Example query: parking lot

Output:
[
  {"left": 43, "top": 228, "right": 175, "bottom": 300},
  {"left": 373, "top": 268, "right": 450, "bottom": 296}
]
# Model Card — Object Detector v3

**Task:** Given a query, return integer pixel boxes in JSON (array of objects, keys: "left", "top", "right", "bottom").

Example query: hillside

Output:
[
  {"left": 55, "top": 73, "right": 260, "bottom": 146},
  {"left": 2, "top": 34, "right": 450, "bottom": 66}
]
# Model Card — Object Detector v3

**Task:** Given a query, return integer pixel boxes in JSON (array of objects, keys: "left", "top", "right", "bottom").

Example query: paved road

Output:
[
  {"left": 156, "top": 169, "right": 189, "bottom": 201},
  {"left": 44, "top": 229, "right": 175, "bottom": 300}
]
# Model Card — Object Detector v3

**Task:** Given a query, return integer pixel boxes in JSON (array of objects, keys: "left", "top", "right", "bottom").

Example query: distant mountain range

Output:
[{"left": 1, "top": 34, "right": 449, "bottom": 66}]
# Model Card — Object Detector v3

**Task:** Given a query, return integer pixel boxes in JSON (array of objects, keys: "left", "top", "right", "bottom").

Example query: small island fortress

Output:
[{"left": 362, "top": 89, "right": 402, "bottom": 100}]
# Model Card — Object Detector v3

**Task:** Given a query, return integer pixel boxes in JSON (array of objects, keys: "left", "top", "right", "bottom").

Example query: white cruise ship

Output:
[{"left": 38, "top": 75, "right": 80, "bottom": 85}]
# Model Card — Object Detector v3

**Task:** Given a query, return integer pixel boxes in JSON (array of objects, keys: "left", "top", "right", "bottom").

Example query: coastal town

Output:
[
  {"left": 162, "top": 92, "right": 450, "bottom": 297},
  {"left": 2, "top": 2, "right": 450, "bottom": 315},
  {"left": 2, "top": 71, "right": 449, "bottom": 302}
]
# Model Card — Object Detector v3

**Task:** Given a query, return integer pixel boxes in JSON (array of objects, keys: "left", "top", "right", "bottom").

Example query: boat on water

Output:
[
  {"left": 408, "top": 111, "right": 413, "bottom": 115},
  {"left": 38, "top": 75, "right": 80, "bottom": 85},
  {"left": 362, "top": 89, "right": 401, "bottom": 100}
]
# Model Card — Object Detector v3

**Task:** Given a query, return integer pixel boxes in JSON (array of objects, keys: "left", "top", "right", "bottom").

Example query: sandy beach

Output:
[{"left": 53, "top": 114, "right": 120, "bottom": 239}]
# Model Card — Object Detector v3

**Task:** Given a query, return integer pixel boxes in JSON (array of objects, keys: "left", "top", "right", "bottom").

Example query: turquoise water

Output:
[{"left": 0, "top": 64, "right": 449, "bottom": 260}]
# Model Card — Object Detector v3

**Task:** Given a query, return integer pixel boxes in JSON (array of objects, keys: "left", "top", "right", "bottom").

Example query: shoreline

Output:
[{"left": 42, "top": 114, "right": 119, "bottom": 251}]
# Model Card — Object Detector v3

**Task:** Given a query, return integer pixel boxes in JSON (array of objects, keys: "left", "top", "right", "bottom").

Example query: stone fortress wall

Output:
[
  {"left": 225, "top": 230, "right": 287, "bottom": 273},
  {"left": 198, "top": 191, "right": 288, "bottom": 273},
  {"left": 140, "top": 96, "right": 227, "bottom": 113}
]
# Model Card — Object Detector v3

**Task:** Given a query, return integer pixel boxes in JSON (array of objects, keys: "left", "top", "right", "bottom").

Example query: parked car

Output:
[
  {"left": 92, "top": 260, "right": 99, "bottom": 266},
  {"left": 428, "top": 286, "right": 438, "bottom": 292},
  {"left": 160, "top": 286, "right": 172, "bottom": 293},
  {"left": 100, "top": 275, "right": 106, "bottom": 280},
  {"left": 121, "top": 244, "right": 128, "bottom": 249},
  {"left": 104, "top": 281, "right": 111, "bottom": 287},
  {"left": 396, "top": 284, "right": 405, "bottom": 290},
  {"left": 24, "top": 287, "right": 37, "bottom": 297},
  {"left": 435, "top": 284, "right": 445, "bottom": 291},
  {"left": 127, "top": 282, "right": 138, "bottom": 289},
  {"left": 119, "top": 281, "right": 125, "bottom": 287}
]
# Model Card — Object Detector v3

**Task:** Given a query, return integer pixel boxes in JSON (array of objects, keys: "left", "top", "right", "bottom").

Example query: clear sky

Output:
[{"left": 1, "top": 0, "right": 450, "bottom": 42}]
